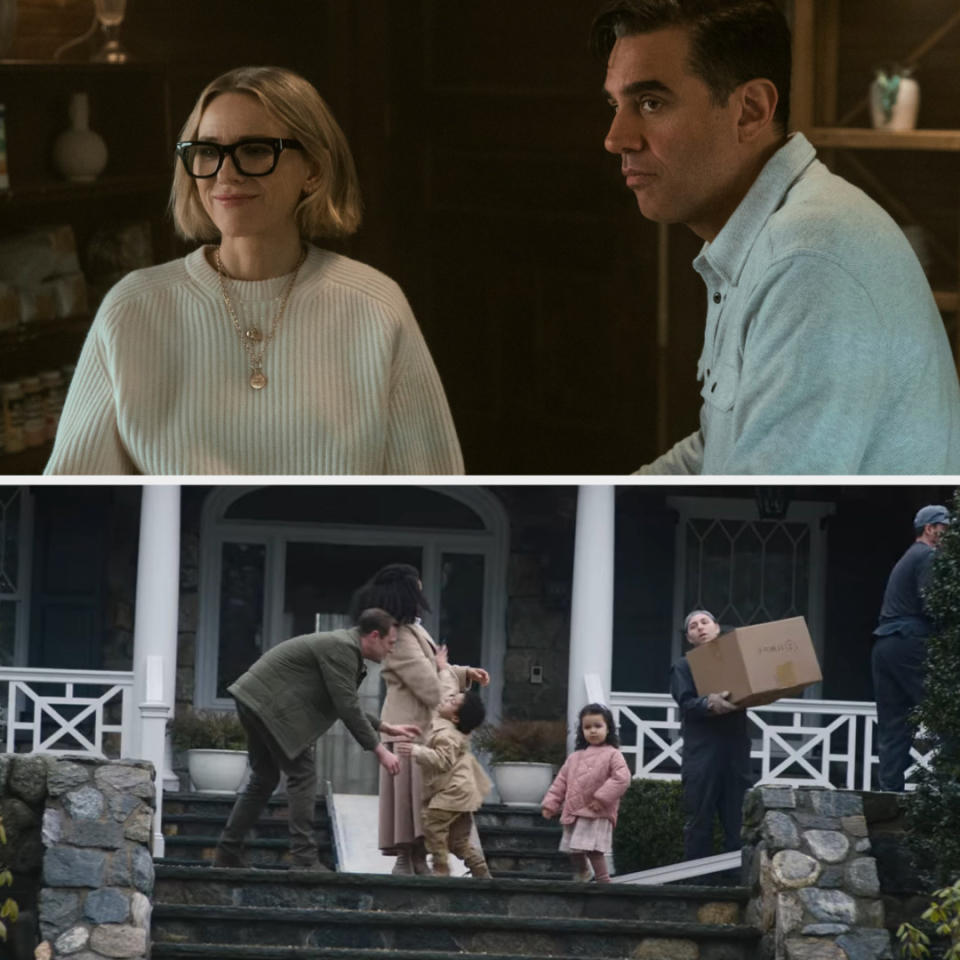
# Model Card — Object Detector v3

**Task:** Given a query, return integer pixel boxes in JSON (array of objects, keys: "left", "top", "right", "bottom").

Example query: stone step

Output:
[
  {"left": 152, "top": 948, "right": 621, "bottom": 960},
  {"left": 151, "top": 901, "right": 759, "bottom": 958},
  {"left": 163, "top": 811, "right": 333, "bottom": 842},
  {"left": 159, "top": 795, "right": 565, "bottom": 874},
  {"left": 154, "top": 866, "right": 750, "bottom": 923},
  {"left": 163, "top": 792, "right": 331, "bottom": 821}
]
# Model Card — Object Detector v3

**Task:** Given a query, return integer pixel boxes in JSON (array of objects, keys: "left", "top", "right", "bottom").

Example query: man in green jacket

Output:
[{"left": 214, "top": 607, "right": 420, "bottom": 870}]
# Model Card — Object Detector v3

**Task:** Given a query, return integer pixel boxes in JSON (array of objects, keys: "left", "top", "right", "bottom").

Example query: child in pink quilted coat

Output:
[{"left": 541, "top": 702, "right": 631, "bottom": 882}]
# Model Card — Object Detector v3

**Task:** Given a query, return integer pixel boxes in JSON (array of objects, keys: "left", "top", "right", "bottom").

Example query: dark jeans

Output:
[
  {"left": 217, "top": 699, "right": 319, "bottom": 865},
  {"left": 681, "top": 751, "right": 751, "bottom": 861},
  {"left": 872, "top": 632, "right": 926, "bottom": 792}
]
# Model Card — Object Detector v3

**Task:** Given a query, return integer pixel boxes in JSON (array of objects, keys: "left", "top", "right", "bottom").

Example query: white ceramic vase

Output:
[
  {"left": 186, "top": 748, "right": 249, "bottom": 794},
  {"left": 869, "top": 75, "right": 920, "bottom": 131},
  {"left": 490, "top": 761, "right": 555, "bottom": 806},
  {"left": 53, "top": 92, "right": 108, "bottom": 182}
]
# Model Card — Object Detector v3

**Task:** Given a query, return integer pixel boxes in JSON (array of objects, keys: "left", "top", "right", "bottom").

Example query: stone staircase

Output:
[{"left": 153, "top": 792, "right": 761, "bottom": 960}]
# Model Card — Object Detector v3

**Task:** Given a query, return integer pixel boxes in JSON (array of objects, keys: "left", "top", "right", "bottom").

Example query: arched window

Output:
[{"left": 197, "top": 486, "right": 509, "bottom": 719}]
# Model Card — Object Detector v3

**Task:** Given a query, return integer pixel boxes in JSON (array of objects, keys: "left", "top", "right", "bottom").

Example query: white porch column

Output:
[
  {"left": 566, "top": 485, "right": 615, "bottom": 751},
  {"left": 132, "top": 485, "right": 180, "bottom": 798}
]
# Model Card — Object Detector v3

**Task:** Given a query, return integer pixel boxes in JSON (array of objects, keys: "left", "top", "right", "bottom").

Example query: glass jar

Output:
[
  {"left": 1, "top": 380, "right": 25, "bottom": 454},
  {"left": 21, "top": 375, "right": 46, "bottom": 447},
  {"left": 39, "top": 369, "right": 65, "bottom": 440}
]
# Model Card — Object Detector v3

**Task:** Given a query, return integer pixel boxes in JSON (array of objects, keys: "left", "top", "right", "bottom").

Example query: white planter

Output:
[
  {"left": 869, "top": 75, "right": 919, "bottom": 131},
  {"left": 491, "top": 762, "right": 555, "bottom": 806},
  {"left": 186, "top": 748, "right": 249, "bottom": 794}
]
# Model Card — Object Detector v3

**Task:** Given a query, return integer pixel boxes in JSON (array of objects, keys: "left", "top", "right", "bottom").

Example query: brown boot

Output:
[
  {"left": 213, "top": 844, "right": 248, "bottom": 869},
  {"left": 411, "top": 840, "right": 431, "bottom": 875}
]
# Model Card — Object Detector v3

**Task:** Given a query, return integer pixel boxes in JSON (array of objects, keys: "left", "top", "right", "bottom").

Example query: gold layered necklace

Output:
[{"left": 216, "top": 246, "right": 307, "bottom": 390}]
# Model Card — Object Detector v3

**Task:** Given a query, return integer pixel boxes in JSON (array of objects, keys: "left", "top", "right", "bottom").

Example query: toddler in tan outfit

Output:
[{"left": 396, "top": 689, "right": 491, "bottom": 877}]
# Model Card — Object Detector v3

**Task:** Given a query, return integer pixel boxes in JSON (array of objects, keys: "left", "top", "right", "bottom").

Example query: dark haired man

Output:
[
  {"left": 214, "top": 607, "right": 421, "bottom": 870},
  {"left": 593, "top": 0, "right": 960, "bottom": 474},
  {"left": 872, "top": 505, "right": 950, "bottom": 791}
]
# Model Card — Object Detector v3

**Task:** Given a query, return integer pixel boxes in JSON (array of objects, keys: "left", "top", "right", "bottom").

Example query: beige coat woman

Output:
[{"left": 378, "top": 621, "right": 487, "bottom": 872}]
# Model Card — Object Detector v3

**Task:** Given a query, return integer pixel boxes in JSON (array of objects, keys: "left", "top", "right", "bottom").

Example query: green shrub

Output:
[
  {"left": 473, "top": 719, "right": 568, "bottom": 767},
  {"left": 908, "top": 491, "right": 960, "bottom": 887},
  {"left": 169, "top": 709, "right": 247, "bottom": 751},
  {"left": 0, "top": 815, "right": 18, "bottom": 943},
  {"left": 613, "top": 778, "right": 726, "bottom": 874}
]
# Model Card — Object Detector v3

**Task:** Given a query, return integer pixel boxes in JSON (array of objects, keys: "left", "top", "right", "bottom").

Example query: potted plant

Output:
[
  {"left": 169, "top": 708, "right": 249, "bottom": 794},
  {"left": 474, "top": 718, "right": 567, "bottom": 806}
]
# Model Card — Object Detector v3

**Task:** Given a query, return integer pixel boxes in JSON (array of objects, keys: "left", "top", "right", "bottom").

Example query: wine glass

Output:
[{"left": 91, "top": 0, "right": 129, "bottom": 64}]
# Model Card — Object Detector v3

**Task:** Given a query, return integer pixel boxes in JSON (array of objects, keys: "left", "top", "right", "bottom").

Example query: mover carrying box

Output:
[{"left": 686, "top": 616, "right": 822, "bottom": 708}]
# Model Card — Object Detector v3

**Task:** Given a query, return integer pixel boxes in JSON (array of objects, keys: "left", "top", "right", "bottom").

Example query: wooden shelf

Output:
[
  {"left": 0, "top": 173, "right": 169, "bottom": 207},
  {"left": 934, "top": 290, "right": 959, "bottom": 313},
  {"left": 807, "top": 127, "right": 960, "bottom": 151},
  {"left": 0, "top": 441, "right": 53, "bottom": 476},
  {"left": 0, "top": 59, "right": 167, "bottom": 75},
  {"left": 0, "top": 315, "right": 92, "bottom": 350}
]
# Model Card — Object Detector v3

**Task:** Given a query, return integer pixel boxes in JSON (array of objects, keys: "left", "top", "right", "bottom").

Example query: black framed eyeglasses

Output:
[{"left": 175, "top": 137, "right": 304, "bottom": 178}]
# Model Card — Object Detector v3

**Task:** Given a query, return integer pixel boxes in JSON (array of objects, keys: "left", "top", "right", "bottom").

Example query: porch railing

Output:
[
  {"left": 610, "top": 691, "right": 934, "bottom": 791},
  {"left": 0, "top": 667, "right": 135, "bottom": 758}
]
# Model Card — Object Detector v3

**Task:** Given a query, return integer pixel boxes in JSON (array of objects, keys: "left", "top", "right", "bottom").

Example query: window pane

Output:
[
  {"left": 439, "top": 553, "right": 484, "bottom": 669},
  {"left": 1, "top": 488, "right": 21, "bottom": 594},
  {"left": 1, "top": 599, "right": 15, "bottom": 666},
  {"left": 282, "top": 543, "right": 422, "bottom": 639},
  {"left": 217, "top": 543, "right": 266, "bottom": 697},
  {"left": 685, "top": 518, "right": 810, "bottom": 629}
]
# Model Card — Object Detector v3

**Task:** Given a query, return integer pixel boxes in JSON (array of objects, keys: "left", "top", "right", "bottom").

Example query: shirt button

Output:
[
  {"left": 711, "top": 383, "right": 717, "bottom": 392},
  {"left": 713, "top": 292, "right": 722, "bottom": 304}
]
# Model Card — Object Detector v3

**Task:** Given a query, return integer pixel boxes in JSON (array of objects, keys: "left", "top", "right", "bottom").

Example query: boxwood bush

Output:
[
  {"left": 613, "top": 777, "right": 726, "bottom": 874},
  {"left": 613, "top": 779, "right": 687, "bottom": 873}
]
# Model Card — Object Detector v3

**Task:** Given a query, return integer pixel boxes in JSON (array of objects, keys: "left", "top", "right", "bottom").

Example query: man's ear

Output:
[{"left": 736, "top": 78, "right": 779, "bottom": 142}]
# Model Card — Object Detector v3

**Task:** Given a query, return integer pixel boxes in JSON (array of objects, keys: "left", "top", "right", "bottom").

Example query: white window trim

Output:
[
  {"left": 1, "top": 486, "right": 34, "bottom": 666},
  {"left": 197, "top": 486, "right": 509, "bottom": 720},
  {"left": 667, "top": 496, "right": 834, "bottom": 698}
]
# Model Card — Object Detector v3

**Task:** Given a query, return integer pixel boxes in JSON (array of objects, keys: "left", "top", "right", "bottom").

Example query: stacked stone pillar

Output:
[
  {"left": 743, "top": 784, "right": 893, "bottom": 960},
  {"left": 0, "top": 754, "right": 155, "bottom": 960}
]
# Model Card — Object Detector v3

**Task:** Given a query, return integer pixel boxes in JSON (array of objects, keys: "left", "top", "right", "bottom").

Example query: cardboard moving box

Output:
[{"left": 686, "top": 616, "right": 822, "bottom": 708}]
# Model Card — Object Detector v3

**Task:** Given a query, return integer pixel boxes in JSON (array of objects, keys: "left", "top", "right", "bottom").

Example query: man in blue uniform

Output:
[
  {"left": 669, "top": 609, "right": 752, "bottom": 861},
  {"left": 872, "top": 504, "right": 950, "bottom": 791}
]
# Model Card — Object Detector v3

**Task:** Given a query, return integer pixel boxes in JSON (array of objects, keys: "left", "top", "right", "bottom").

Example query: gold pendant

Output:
[
  {"left": 245, "top": 328, "right": 263, "bottom": 342},
  {"left": 249, "top": 371, "right": 267, "bottom": 390}
]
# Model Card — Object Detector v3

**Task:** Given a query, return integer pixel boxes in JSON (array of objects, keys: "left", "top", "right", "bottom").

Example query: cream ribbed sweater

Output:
[{"left": 44, "top": 246, "right": 464, "bottom": 475}]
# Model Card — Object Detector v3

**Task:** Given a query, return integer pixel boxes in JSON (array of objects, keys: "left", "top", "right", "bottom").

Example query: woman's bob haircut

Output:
[{"left": 170, "top": 65, "right": 363, "bottom": 242}]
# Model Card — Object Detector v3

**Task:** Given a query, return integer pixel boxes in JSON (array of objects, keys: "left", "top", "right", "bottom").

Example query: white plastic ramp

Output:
[
  {"left": 611, "top": 849, "right": 742, "bottom": 885},
  {"left": 328, "top": 792, "right": 469, "bottom": 876}
]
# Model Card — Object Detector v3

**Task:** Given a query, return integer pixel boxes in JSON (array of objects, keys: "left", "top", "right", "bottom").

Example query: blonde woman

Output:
[{"left": 46, "top": 66, "right": 463, "bottom": 475}]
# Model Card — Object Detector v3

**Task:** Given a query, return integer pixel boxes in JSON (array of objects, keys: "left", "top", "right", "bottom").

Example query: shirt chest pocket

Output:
[{"left": 700, "top": 361, "right": 741, "bottom": 413}]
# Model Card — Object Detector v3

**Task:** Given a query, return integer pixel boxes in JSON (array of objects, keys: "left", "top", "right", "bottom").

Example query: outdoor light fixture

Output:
[{"left": 755, "top": 486, "right": 792, "bottom": 521}]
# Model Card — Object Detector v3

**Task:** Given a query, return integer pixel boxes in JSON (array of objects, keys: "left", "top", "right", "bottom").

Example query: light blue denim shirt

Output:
[{"left": 640, "top": 132, "right": 960, "bottom": 475}]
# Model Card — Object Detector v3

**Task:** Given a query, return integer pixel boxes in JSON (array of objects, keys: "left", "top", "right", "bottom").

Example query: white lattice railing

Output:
[
  {"left": 0, "top": 667, "right": 135, "bottom": 758},
  {"left": 610, "top": 691, "right": 934, "bottom": 792}
]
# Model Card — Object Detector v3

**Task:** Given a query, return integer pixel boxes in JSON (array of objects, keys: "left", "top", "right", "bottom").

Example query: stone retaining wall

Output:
[
  {"left": 0, "top": 754, "right": 155, "bottom": 960},
  {"left": 743, "top": 785, "right": 893, "bottom": 960}
]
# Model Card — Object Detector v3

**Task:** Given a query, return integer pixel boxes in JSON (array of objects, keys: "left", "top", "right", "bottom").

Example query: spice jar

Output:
[
  {"left": 21, "top": 375, "right": 46, "bottom": 447},
  {"left": 39, "top": 369, "right": 65, "bottom": 440},
  {"left": 1, "top": 380, "right": 25, "bottom": 454}
]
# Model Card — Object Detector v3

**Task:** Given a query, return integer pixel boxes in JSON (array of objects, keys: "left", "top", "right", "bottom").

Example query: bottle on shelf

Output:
[
  {"left": 21, "top": 375, "right": 46, "bottom": 448},
  {"left": 1, "top": 380, "right": 25, "bottom": 454},
  {"left": 39, "top": 368, "right": 65, "bottom": 440}
]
